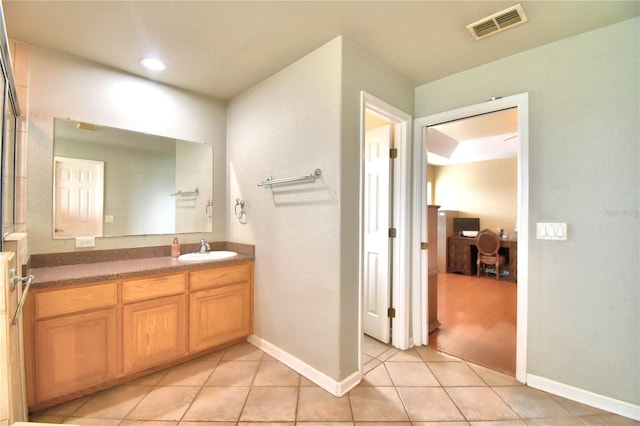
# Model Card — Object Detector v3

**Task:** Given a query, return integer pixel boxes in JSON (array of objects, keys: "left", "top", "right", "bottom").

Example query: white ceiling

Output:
[
  {"left": 428, "top": 108, "right": 518, "bottom": 165},
  {"left": 4, "top": 1, "right": 639, "bottom": 101}
]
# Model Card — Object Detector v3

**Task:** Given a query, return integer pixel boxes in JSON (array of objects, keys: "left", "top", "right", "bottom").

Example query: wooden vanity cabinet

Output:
[
  {"left": 189, "top": 262, "right": 253, "bottom": 353},
  {"left": 26, "top": 282, "right": 118, "bottom": 404},
  {"left": 25, "top": 261, "right": 253, "bottom": 410},
  {"left": 122, "top": 273, "right": 187, "bottom": 375}
]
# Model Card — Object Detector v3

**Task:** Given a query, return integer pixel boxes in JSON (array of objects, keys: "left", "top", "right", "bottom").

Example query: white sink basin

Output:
[{"left": 178, "top": 251, "right": 238, "bottom": 262}]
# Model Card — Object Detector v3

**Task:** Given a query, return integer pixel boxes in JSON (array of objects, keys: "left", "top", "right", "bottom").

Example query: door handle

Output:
[{"left": 10, "top": 269, "right": 35, "bottom": 325}]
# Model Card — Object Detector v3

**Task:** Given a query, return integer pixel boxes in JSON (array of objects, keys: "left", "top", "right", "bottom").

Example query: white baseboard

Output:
[
  {"left": 527, "top": 373, "right": 640, "bottom": 421},
  {"left": 247, "top": 334, "right": 361, "bottom": 396}
]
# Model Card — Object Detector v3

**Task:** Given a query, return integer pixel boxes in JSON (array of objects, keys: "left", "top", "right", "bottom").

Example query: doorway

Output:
[
  {"left": 359, "top": 92, "right": 412, "bottom": 368},
  {"left": 426, "top": 108, "right": 518, "bottom": 374},
  {"left": 53, "top": 156, "right": 104, "bottom": 238},
  {"left": 362, "top": 122, "right": 393, "bottom": 344},
  {"left": 414, "top": 93, "right": 529, "bottom": 383}
]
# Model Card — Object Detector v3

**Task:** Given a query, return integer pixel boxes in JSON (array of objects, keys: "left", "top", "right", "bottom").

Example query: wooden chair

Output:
[{"left": 476, "top": 229, "right": 504, "bottom": 280}]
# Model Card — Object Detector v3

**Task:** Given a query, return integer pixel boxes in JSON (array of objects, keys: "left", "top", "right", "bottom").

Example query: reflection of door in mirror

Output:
[{"left": 53, "top": 156, "right": 104, "bottom": 238}]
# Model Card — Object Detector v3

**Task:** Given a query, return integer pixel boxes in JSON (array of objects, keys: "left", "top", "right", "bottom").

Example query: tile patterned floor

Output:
[{"left": 30, "top": 337, "right": 638, "bottom": 425}]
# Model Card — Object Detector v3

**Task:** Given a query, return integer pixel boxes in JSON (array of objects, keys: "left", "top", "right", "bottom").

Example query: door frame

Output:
[
  {"left": 359, "top": 92, "right": 413, "bottom": 365},
  {"left": 413, "top": 93, "right": 529, "bottom": 382}
]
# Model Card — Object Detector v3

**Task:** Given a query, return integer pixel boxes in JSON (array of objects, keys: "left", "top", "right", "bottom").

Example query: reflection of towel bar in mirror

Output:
[
  {"left": 171, "top": 187, "right": 199, "bottom": 197},
  {"left": 258, "top": 168, "right": 322, "bottom": 187}
]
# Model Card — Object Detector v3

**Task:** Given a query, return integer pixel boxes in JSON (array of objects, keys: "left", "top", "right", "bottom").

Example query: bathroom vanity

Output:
[{"left": 22, "top": 243, "right": 254, "bottom": 411}]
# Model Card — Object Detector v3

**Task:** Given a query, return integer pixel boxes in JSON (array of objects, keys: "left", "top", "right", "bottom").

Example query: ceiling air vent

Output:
[
  {"left": 76, "top": 122, "right": 102, "bottom": 131},
  {"left": 467, "top": 4, "right": 528, "bottom": 40}
]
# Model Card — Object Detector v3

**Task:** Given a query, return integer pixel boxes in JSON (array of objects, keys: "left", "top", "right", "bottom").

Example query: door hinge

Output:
[
  {"left": 389, "top": 148, "right": 398, "bottom": 159},
  {"left": 389, "top": 228, "right": 397, "bottom": 238},
  {"left": 421, "top": 242, "right": 428, "bottom": 250},
  {"left": 387, "top": 307, "right": 396, "bottom": 318}
]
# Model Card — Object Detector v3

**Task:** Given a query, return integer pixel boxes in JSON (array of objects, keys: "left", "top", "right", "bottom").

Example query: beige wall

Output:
[
  {"left": 227, "top": 37, "right": 344, "bottom": 380},
  {"left": 416, "top": 17, "right": 639, "bottom": 407},
  {"left": 433, "top": 157, "right": 517, "bottom": 234},
  {"left": 227, "top": 36, "right": 414, "bottom": 384},
  {"left": 25, "top": 46, "right": 227, "bottom": 254},
  {"left": 340, "top": 37, "right": 414, "bottom": 377}
]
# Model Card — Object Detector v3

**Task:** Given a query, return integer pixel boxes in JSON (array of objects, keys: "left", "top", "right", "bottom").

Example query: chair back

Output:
[{"left": 476, "top": 229, "right": 500, "bottom": 256}]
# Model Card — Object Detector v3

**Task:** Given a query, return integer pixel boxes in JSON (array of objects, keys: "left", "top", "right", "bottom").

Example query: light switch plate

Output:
[
  {"left": 536, "top": 223, "right": 567, "bottom": 241},
  {"left": 75, "top": 236, "right": 95, "bottom": 248}
]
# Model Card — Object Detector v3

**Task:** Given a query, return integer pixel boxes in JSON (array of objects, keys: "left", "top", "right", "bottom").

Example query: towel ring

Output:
[{"left": 234, "top": 199, "right": 247, "bottom": 224}]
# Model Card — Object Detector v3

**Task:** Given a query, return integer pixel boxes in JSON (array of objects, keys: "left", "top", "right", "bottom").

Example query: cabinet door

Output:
[
  {"left": 123, "top": 294, "right": 186, "bottom": 374},
  {"left": 34, "top": 309, "right": 116, "bottom": 402},
  {"left": 189, "top": 282, "right": 251, "bottom": 353}
]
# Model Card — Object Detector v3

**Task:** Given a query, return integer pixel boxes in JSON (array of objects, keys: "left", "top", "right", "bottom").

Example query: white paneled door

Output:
[
  {"left": 54, "top": 156, "right": 104, "bottom": 238},
  {"left": 363, "top": 125, "right": 392, "bottom": 343}
]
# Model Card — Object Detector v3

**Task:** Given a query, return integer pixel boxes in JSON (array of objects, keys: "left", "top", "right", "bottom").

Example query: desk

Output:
[{"left": 447, "top": 236, "right": 517, "bottom": 281}]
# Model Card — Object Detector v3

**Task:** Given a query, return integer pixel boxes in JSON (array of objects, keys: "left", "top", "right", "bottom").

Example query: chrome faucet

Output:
[{"left": 199, "top": 237, "right": 210, "bottom": 253}]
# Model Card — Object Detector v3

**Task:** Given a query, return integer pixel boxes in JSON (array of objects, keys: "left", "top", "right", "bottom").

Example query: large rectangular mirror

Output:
[{"left": 53, "top": 117, "right": 213, "bottom": 238}]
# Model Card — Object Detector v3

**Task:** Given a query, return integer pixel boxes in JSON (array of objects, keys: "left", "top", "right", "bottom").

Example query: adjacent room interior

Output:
[{"left": 426, "top": 109, "right": 519, "bottom": 375}]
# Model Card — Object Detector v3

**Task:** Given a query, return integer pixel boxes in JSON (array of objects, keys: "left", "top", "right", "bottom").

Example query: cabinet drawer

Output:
[
  {"left": 123, "top": 273, "right": 186, "bottom": 303},
  {"left": 190, "top": 262, "right": 251, "bottom": 291},
  {"left": 35, "top": 282, "right": 117, "bottom": 319}
]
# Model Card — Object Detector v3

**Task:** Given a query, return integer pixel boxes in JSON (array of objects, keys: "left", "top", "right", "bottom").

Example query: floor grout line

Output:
[{"left": 28, "top": 339, "right": 639, "bottom": 426}]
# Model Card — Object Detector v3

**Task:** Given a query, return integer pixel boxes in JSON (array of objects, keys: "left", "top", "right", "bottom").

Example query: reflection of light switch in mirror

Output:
[
  {"left": 75, "top": 236, "right": 95, "bottom": 248},
  {"left": 105, "top": 215, "right": 115, "bottom": 223}
]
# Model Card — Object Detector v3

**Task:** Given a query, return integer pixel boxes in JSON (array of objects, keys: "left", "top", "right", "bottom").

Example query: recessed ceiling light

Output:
[{"left": 139, "top": 57, "right": 166, "bottom": 71}]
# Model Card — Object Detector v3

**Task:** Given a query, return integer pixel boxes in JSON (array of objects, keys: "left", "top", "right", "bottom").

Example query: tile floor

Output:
[{"left": 30, "top": 337, "right": 638, "bottom": 425}]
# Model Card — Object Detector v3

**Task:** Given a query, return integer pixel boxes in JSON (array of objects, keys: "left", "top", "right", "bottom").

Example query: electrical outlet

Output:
[
  {"left": 104, "top": 215, "right": 115, "bottom": 223},
  {"left": 75, "top": 236, "right": 95, "bottom": 248}
]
